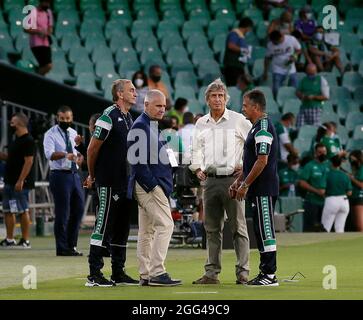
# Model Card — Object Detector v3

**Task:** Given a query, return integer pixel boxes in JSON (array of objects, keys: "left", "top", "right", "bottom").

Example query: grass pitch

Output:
[{"left": 0, "top": 233, "right": 363, "bottom": 300}]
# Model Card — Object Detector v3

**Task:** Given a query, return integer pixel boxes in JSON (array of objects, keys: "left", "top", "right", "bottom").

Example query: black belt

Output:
[
  {"left": 206, "top": 173, "right": 234, "bottom": 178},
  {"left": 51, "top": 170, "right": 78, "bottom": 174}
]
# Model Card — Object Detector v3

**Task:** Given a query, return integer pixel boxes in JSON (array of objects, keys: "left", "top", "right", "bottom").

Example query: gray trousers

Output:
[{"left": 203, "top": 177, "right": 250, "bottom": 279}]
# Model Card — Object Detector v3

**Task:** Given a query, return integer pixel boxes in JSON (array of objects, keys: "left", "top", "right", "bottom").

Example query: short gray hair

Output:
[
  {"left": 205, "top": 78, "right": 230, "bottom": 105},
  {"left": 144, "top": 89, "right": 165, "bottom": 104},
  {"left": 111, "top": 79, "right": 131, "bottom": 102}
]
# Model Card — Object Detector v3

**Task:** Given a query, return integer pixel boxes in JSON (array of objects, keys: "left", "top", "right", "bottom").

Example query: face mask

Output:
[
  {"left": 318, "top": 154, "right": 327, "bottom": 162},
  {"left": 306, "top": 13, "right": 313, "bottom": 20},
  {"left": 184, "top": 106, "right": 189, "bottom": 112},
  {"left": 58, "top": 121, "right": 72, "bottom": 131},
  {"left": 315, "top": 33, "right": 323, "bottom": 41},
  {"left": 134, "top": 79, "right": 144, "bottom": 88},
  {"left": 150, "top": 75, "right": 161, "bottom": 83},
  {"left": 350, "top": 160, "right": 359, "bottom": 168},
  {"left": 291, "top": 164, "right": 300, "bottom": 171}
]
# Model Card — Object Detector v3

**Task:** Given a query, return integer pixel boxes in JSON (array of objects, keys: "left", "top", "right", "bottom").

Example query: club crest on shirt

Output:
[{"left": 118, "top": 117, "right": 123, "bottom": 122}]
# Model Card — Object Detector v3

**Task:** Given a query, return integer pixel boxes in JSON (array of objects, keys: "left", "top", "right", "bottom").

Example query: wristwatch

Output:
[{"left": 240, "top": 181, "right": 249, "bottom": 189}]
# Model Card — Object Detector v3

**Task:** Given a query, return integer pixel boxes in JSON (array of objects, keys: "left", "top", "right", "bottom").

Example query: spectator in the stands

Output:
[
  {"left": 236, "top": 73, "right": 254, "bottom": 96},
  {"left": 161, "top": 116, "right": 184, "bottom": 158},
  {"left": 298, "top": 143, "right": 328, "bottom": 232},
  {"left": 179, "top": 112, "right": 195, "bottom": 163},
  {"left": 24, "top": 0, "right": 53, "bottom": 75},
  {"left": 348, "top": 150, "right": 363, "bottom": 231},
  {"left": 260, "top": 0, "right": 291, "bottom": 20},
  {"left": 279, "top": 153, "right": 300, "bottom": 196},
  {"left": 295, "top": 63, "right": 329, "bottom": 129},
  {"left": 275, "top": 112, "right": 298, "bottom": 165},
  {"left": 268, "top": 11, "right": 294, "bottom": 35},
  {"left": 223, "top": 17, "right": 254, "bottom": 86},
  {"left": 167, "top": 97, "right": 188, "bottom": 126},
  {"left": 148, "top": 65, "right": 171, "bottom": 108},
  {"left": 263, "top": 30, "right": 301, "bottom": 97},
  {"left": 291, "top": 30, "right": 313, "bottom": 71},
  {"left": 170, "top": 115, "right": 180, "bottom": 131},
  {"left": 132, "top": 71, "right": 149, "bottom": 114},
  {"left": 294, "top": 7, "right": 317, "bottom": 41},
  {"left": 308, "top": 26, "right": 344, "bottom": 75}
]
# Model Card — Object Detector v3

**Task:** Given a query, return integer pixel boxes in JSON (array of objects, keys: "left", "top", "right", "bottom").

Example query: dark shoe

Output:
[
  {"left": 57, "top": 249, "right": 83, "bottom": 256},
  {"left": 247, "top": 272, "right": 279, "bottom": 287},
  {"left": 0, "top": 239, "right": 17, "bottom": 247},
  {"left": 139, "top": 278, "right": 149, "bottom": 286},
  {"left": 193, "top": 275, "right": 220, "bottom": 285},
  {"left": 71, "top": 248, "right": 83, "bottom": 256},
  {"left": 149, "top": 273, "right": 182, "bottom": 287},
  {"left": 236, "top": 274, "right": 248, "bottom": 285},
  {"left": 17, "top": 238, "right": 31, "bottom": 249},
  {"left": 111, "top": 272, "right": 139, "bottom": 286},
  {"left": 85, "top": 274, "right": 115, "bottom": 287}
]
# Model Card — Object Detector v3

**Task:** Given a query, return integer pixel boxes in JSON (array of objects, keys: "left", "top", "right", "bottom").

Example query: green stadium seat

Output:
[
  {"left": 350, "top": 47, "right": 363, "bottom": 68},
  {"left": 55, "top": 20, "right": 78, "bottom": 40},
  {"left": 207, "top": 20, "right": 229, "bottom": 40},
  {"left": 185, "top": 0, "right": 208, "bottom": 13},
  {"left": 104, "top": 21, "right": 128, "bottom": 41},
  {"left": 212, "top": 34, "right": 227, "bottom": 54},
  {"left": 340, "top": 32, "right": 362, "bottom": 55},
  {"left": 3, "top": 0, "right": 24, "bottom": 13},
  {"left": 114, "top": 46, "right": 138, "bottom": 65},
  {"left": 109, "top": 35, "right": 133, "bottom": 54},
  {"left": 14, "top": 33, "right": 29, "bottom": 52},
  {"left": 338, "top": 0, "right": 361, "bottom": 15},
  {"left": 266, "top": 99, "right": 280, "bottom": 114},
  {"left": 109, "top": 9, "right": 133, "bottom": 28},
  {"left": 256, "top": 21, "right": 268, "bottom": 41},
  {"left": 282, "top": 98, "right": 301, "bottom": 115},
  {"left": 8, "top": 20, "right": 24, "bottom": 39},
  {"left": 157, "top": 21, "right": 179, "bottom": 39},
  {"left": 251, "top": 46, "right": 266, "bottom": 65},
  {"left": 15, "top": 59, "right": 36, "bottom": 73},
  {"left": 346, "top": 139, "right": 363, "bottom": 151},
  {"left": 337, "top": 99, "right": 360, "bottom": 120},
  {"left": 210, "top": 0, "right": 233, "bottom": 13},
  {"left": 57, "top": 9, "right": 80, "bottom": 26},
  {"left": 294, "top": 138, "right": 311, "bottom": 156},
  {"left": 143, "top": 57, "right": 167, "bottom": 72},
  {"left": 353, "top": 125, "right": 363, "bottom": 140},
  {"left": 198, "top": 86, "right": 208, "bottom": 106},
  {"left": 174, "top": 86, "right": 196, "bottom": 100},
  {"left": 166, "top": 46, "right": 189, "bottom": 65},
  {"left": 92, "top": 46, "right": 113, "bottom": 64},
  {"left": 101, "top": 73, "right": 119, "bottom": 92},
  {"left": 346, "top": 8, "right": 363, "bottom": 28},
  {"left": 189, "top": 8, "right": 211, "bottom": 27},
  {"left": 278, "top": 196, "right": 303, "bottom": 232},
  {"left": 337, "top": 124, "right": 349, "bottom": 146},
  {"left": 76, "top": 72, "right": 102, "bottom": 95},
  {"left": 321, "top": 101, "right": 334, "bottom": 114},
  {"left": 242, "top": 8, "right": 264, "bottom": 23},
  {"left": 80, "top": 0, "right": 102, "bottom": 12},
  {"left": 311, "top": 0, "right": 331, "bottom": 14},
  {"left": 84, "top": 36, "right": 107, "bottom": 54},
  {"left": 73, "top": 59, "right": 95, "bottom": 77},
  {"left": 359, "top": 61, "right": 363, "bottom": 79},
  {"left": 321, "top": 111, "right": 339, "bottom": 125},
  {"left": 319, "top": 72, "right": 338, "bottom": 87},
  {"left": 174, "top": 71, "right": 198, "bottom": 92},
  {"left": 0, "top": 31, "right": 15, "bottom": 54},
  {"left": 95, "top": 60, "right": 117, "bottom": 78},
  {"left": 268, "top": 8, "right": 285, "bottom": 22},
  {"left": 254, "top": 86, "right": 274, "bottom": 102},
  {"left": 277, "top": 86, "right": 296, "bottom": 106},
  {"left": 197, "top": 60, "right": 221, "bottom": 79},
  {"left": 53, "top": 0, "right": 77, "bottom": 12},
  {"left": 160, "top": 0, "right": 182, "bottom": 13},
  {"left": 171, "top": 60, "right": 195, "bottom": 78},
  {"left": 252, "top": 59, "right": 264, "bottom": 79},
  {"left": 186, "top": 34, "right": 209, "bottom": 54},
  {"left": 131, "top": 20, "right": 154, "bottom": 39},
  {"left": 160, "top": 34, "right": 184, "bottom": 54},
  {"left": 46, "top": 60, "right": 73, "bottom": 83},
  {"left": 118, "top": 58, "right": 141, "bottom": 76},
  {"left": 140, "top": 48, "right": 164, "bottom": 66},
  {"left": 346, "top": 111, "right": 363, "bottom": 132},
  {"left": 137, "top": 10, "right": 159, "bottom": 27},
  {"left": 106, "top": 0, "right": 129, "bottom": 12},
  {"left": 227, "top": 87, "right": 242, "bottom": 112},
  {"left": 235, "top": 0, "right": 253, "bottom": 14},
  {"left": 298, "top": 125, "right": 318, "bottom": 141},
  {"left": 342, "top": 72, "right": 363, "bottom": 93},
  {"left": 191, "top": 46, "right": 215, "bottom": 66},
  {"left": 329, "top": 86, "right": 352, "bottom": 106},
  {"left": 353, "top": 86, "right": 363, "bottom": 106},
  {"left": 188, "top": 100, "right": 205, "bottom": 115},
  {"left": 214, "top": 9, "right": 236, "bottom": 27},
  {"left": 68, "top": 45, "right": 89, "bottom": 64},
  {"left": 162, "top": 10, "right": 185, "bottom": 27},
  {"left": 182, "top": 21, "right": 205, "bottom": 40},
  {"left": 135, "top": 35, "right": 159, "bottom": 53}
]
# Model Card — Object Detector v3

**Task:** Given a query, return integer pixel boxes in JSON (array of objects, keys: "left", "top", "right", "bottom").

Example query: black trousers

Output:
[
  {"left": 247, "top": 196, "right": 277, "bottom": 275},
  {"left": 303, "top": 201, "right": 324, "bottom": 232},
  {"left": 223, "top": 66, "right": 245, "bottom": 87},
  {"left": 88, "top": 186, "right": 133, "bottom": 276}
]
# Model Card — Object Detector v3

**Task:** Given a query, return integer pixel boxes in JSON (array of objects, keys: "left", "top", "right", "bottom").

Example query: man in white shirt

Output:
[
  {"left": 190, "top": 78, "right": 252, "bottom": 285},
  {"left": 263, "top": 30, "right": 301, "bottom": 97}
]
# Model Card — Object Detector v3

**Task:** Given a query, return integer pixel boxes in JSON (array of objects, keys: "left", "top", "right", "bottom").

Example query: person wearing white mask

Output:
[{"left": 132, "top": 71, "right": 149, "bottom": 113}]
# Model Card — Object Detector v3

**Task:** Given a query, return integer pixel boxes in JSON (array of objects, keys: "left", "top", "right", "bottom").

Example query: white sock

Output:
[
  {"left": 6, "top": 238, "right": 15, "bottom": 242},
  {"left": 267, "top": 274, "right": 275, "bottom": 279}
]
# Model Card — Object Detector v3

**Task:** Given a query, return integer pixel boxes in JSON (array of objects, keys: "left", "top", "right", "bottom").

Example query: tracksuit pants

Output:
[
  {"left": 88, "top": 186, "right": 132, "bottom": 277},
  {"left": 321, "top": 196, "right": 350, "bottom": 233},
  {"left": 49, "top": 170, "right": 84, "bottom": 254},
  {"left": 247, "top": 196, "right": 277, "bottom": 275}
]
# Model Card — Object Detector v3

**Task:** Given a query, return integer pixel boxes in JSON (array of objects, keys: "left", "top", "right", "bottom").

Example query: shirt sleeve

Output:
[
  {"left": 238, "top": 114, "right": 252, "bottom": 142},
  {"left": 227, "top": 31, "right": 240, "bottom": 46},
  {"left": 347, "top": 176, "right": 353, "bottom": 192},
  {"left": 93, "top": 114, "right": 112, "bottom": 141},
  {"left": 299, "top": 163, "right": 311, "bottom": 182},
  {"left": 189, "top": 120, "right": 204, "bottom": 172},
  {"left": 43, "top": 131, "right": 55, "bottom": 160},
  {"left": 320, "top": 76, "right": 330, "bottom": 99},
  {"left": 23, "top": 138, "right": 35, "bottom": 158},
  {"left": 266, "top": 42, "right": 273, "bottom": 58},
  {"left": 47, "top": 9, "right": 54, "bottom": 27},
  {"left": 293, "top": 36, "right": 301, "bottom": 51},
  {"left": 254, "top": 128, "right": 273, "bottom": 156}
]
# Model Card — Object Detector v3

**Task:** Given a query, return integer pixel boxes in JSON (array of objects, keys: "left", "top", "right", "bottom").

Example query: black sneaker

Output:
[
  {"left": 139, "top": 278, "right": 149, "bottom": 286},
  {"left": 85, "top": 274, "right": 115, "bottom": 287},
  {"left": 17, "top": 238, "right": 31, "bottom": 249},
  {"left": 0, "top": 239, "right": 17, "bottom": 247},
  {"left": 247, "top": 272, "right": 279, "bottom": 287},
  {"left": 111, "top": 272, "right": 139, "bottom": 286},
  {"left": 149, "top": 273, "right": 182, "bottom": 287}
]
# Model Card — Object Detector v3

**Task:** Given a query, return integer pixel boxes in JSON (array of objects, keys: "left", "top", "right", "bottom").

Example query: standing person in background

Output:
[
  {"left": 230, "top": 89, "right": 279, "bottom": 287},
  {"left": 132, "top": 71, "right": 149, "bottom": 114},
  {"left": 279, "top": 153, "right": 300, "bottom": 197},
  {"left": 268, "top": 11, "right": 294, "bottom": 35},
  {"left": 148, "top": 65, "right": 171, "bottom": 109},
  {"left": 24, "top": 0, "right": 53, "bottom": 75},
  {"left": 298, "top": 143, "right": 328, "bottom": 232},
  {"left": 263, "top": 30, "right": 301, "bottom": 98},
  {"left": 223, "top": 17, "right": 254, "bottom": 86},
  {"left": 294, "top": 7, "right": 317, "bottom": 41},
  {"left": 0, "top": 113, "right": 35, "bottom": 248},
  {"left": 43, "top": 106, "right": 84, "bottom": 256},
  {"left": 347, "top": 150, "right": 363, "bottom": 231},
  {"left": 74, "top": 113, "right": 101, "bottom": 157},
  {"left": 321, "top": 155, "right": 352, "bottom": 233},
  {"left": 179, "top": 112, "right": 195, "bottom": 163},
  {"left": 167, "top": 97, "right": 188, "bottom": 126},
  {"left": 84, "top": 79, "right": 139, "bottom": 287}
]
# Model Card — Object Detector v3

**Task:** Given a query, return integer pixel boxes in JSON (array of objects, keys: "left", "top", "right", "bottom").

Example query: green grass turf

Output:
[{"left": 0, "top": 233, "right": 363, "bottom": 300}]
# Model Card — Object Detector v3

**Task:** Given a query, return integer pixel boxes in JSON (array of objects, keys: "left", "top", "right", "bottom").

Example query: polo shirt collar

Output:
[{"left": 207, "top": 108, "right": 229, "bottom": 123}]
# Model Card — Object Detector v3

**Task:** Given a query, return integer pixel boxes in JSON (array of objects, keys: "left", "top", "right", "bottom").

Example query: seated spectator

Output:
[
  {"left": 275, "top": 112, "right": 298, "bottom": 165},
  {"left": 294, "top": 7, "right": 317, "bottom": 41},
  {"left": 296, "top": 63, "right": 329, "bottom": 128},
  {"left": 279, "top": 153, "right": 300, "bottom": 196},
  {"left": 167, "top": 97, "right": 188, "bottom": 126},
  {"left": 236, "top": 73, "right": 254, "bottom": 96},
  {"left": 223, "top": 17, "right": 254, "bottom": 86},
  {"left": 308, "top": 26, "right": 344, "bottom": 75},
  {"left": 179, "top": 112, "right": 195, "bottom": 163},
  {"left": 321, "top": 155, "right": 352, "bottom": 233},
  {"left": 347, "top": 150, "right": 363, "bottom": 231},
  {"left": 298, "top": 143, "right": 328, "bottom": 232},
  {"left": 312, "top": 122, "right": 347, "bottom": 159},
  {"left": 132, "top": 71, "right": 149, "bottom": 113},
  {"left": 268, "top": 11, "right": 294, "bottom": 35},
  {"left": 148, "top": 65, "right": 171, "bottom": 108},
  {"left": 263, "top": 30, "right": 301, "bottom": 97}
]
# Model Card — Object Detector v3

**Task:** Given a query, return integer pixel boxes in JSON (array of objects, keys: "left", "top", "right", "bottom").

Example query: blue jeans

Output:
[
  {"left": 272, "top": 73, "right": 298, "bottom": 98},
  {"left": 2, "top": 184, "right": 29, "bottom": 214}
]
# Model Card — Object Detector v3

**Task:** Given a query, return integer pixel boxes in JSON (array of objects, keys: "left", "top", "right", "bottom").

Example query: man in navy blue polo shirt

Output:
[
  {"left": 84, "top": 79, "right": 139, "bottom": 287},
  {"left": 230, "top": 89, "right": 279, "bottom": 286}
]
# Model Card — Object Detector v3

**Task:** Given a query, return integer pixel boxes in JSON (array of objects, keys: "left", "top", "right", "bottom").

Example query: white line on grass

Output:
[{"left": 174, "top": 292, "right": 218, "bottom": 294}]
